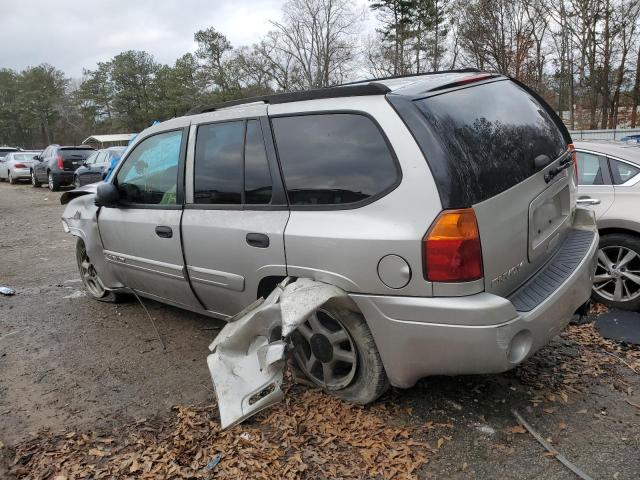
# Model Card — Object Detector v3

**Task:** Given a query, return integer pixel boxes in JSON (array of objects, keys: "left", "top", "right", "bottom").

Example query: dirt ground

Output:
[{"left": 1, "top": 181, "right": 639, "bottom": 479}]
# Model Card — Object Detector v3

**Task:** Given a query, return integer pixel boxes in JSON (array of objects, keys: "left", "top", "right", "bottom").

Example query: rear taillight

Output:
[
  {"left": 56, "top": 154, "right": 64, "bottom": 169},
  {"left": 14, "top": 163, "right": 26, "bottom": 168},
  {"left": 568, "top": 143, "right": 578, "bottom": 181},
  {"left": 423, "top": 208, "right": 483, "bottom": 282}
]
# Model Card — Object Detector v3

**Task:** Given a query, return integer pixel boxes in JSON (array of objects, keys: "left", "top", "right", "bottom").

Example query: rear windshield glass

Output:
[
  {"left": 60, "top": 149, "right": 93, "bottom": 159},
  {"left": 13, "top": 153, "right": 38, "bottom": 161},
  {"left": 414, "top": 80, "right": 567, "bottom": 207}
]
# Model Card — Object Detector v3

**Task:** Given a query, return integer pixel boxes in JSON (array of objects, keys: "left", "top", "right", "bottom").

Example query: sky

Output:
[{"left": 0, "top": 0, "right": 374, "bottom": 79}]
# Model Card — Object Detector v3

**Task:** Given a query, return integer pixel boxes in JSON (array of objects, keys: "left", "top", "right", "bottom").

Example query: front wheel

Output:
[
  {"left": 592, "top": 233, "right": 640, "bottom": 311},
  {"left": 76, "top": 239, "right": 127, "bottom": 303},
  {"left": 8, "top": 172, "right": 16, "bottom": 184},
  {"left": 31, "top": 170, "right": 41, "bottom": 187},
  {"left": 74, "top": 176, "right": 81, "bottom": 188},
  {"left": 291, "top": 304, "right": 389, "bottom": 404}
]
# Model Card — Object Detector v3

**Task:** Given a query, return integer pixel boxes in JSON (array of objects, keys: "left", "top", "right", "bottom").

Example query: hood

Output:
[{"left": 60, "top": 183, "right": 99, "bottom": 205}]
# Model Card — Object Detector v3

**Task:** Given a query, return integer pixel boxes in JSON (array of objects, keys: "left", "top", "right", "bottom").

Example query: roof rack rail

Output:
[
  {"left": 339, "top": 68, "right": 482, "bottom": 87},
  {"left": 186, "top": 83, "right": 391, "bottom": 116}
]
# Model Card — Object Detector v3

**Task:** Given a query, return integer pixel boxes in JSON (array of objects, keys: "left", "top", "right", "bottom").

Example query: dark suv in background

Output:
[{"left": 31, "top": 145, "right": 94, "bottom": 191}]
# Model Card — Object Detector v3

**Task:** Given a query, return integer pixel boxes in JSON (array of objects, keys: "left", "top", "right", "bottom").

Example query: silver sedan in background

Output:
[
  {"left": 0, "top": 151, "right": 41, "bottom": 184},
  {"left": 575, "top": 140, "right": 640, "bottom": 310}
]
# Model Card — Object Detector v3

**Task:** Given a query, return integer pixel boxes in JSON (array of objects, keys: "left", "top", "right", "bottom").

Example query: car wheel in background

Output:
[
  {"left": 74, "top": 176, "right": 81, "bottom": 188},
  {"left": 76, "top": 239, "right": 127, "bottom": 303},
  {"left": 291, "top": 304, "right": 389, "bottom": 404},
  {"left": 31, "top": 170, "right": 41, "bottom": 187},
  {"left": 592, "top": 233, "right": 640, "bottom": 311},
  {"left": 8, "top": 172, "right": 16, "bottom": 184},
  {"left": 48, "top": 173, "right": 60, "bottom": 191}
]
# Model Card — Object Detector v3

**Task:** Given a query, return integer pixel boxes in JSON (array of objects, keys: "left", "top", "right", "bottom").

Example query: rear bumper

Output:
[
  {"left": 11, "top": 168, "right": 31, "bottom": 179},
  {"left": 352, "top": 210, "right": 598, "bottom": 388},
  {"left": 54, "top": 172, "right": 75, "bottom": 184}
]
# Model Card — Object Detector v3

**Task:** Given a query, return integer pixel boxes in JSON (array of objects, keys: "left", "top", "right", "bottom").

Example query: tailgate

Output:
[
  {"left": 474, "top": 158, "right": 574, "bottom": 297},
  {"left": 60, "top": 149, "right": 93, "bottom": 171}
]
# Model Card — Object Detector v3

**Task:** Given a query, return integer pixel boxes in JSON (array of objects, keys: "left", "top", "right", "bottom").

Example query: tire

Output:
[
  {"left": 48, "top": 172, "right": 60, "bottom": 191},
  {"left": 31, "top": 170, "right": 41, "bottom": 187},
  {"left": 76, "top": 239, "right": 128, "bottom": 303},
  {"left": 74, "top": 176, "right": 81, "bottom": 188},
  {"left": 291, "top": 303, "right": 389, "bottom": 404},
  {"left": 8, "top": 172, "right": 16, "bottom": 185},
  {"left": 592, "top": 233, "right": 640, "bottom": 311}
]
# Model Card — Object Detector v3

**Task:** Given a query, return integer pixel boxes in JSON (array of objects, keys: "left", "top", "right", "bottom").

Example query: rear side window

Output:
[
  {"left": 610, "top": 159, "right": 640, "bottom": 185},
  {"left": 193, "top": 120, "right": 273, "bottom": 205},
  {"left": 576, "top": 152, "right": 605, "bottom": 185},
  {"left": 412, "top": 80, "right": 567, "bottom": 207},
  {"left": 271, "top": 113, "right": 399, "bottom": 206}
]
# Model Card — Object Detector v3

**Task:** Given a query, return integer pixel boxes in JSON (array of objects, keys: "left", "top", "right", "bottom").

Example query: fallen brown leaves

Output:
[
  {"left": 11, "top": 389, "right": 429, "bottom": 480},
  {"left": 515, "top": 320, "right": 639, "bottom": 399}
]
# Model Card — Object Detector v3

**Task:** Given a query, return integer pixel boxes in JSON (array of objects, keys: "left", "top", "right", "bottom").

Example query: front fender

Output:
[{"left": 61, "top": 189, "right": 124, "bottom": 289}]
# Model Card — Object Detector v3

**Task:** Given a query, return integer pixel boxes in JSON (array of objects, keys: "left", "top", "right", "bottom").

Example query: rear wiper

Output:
[{"left": 544, "top": 157, "right": 573, "bottom": 183}]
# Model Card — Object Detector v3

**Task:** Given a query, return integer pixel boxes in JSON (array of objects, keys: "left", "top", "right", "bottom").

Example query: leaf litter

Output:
[{"left": 9, "top": 305, "right": 639, "bottom": 479}]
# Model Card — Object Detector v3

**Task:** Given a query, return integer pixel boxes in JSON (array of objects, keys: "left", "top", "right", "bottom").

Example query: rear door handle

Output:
[
  {"left": 155, "top": 225, "right": 173, "bottom": 238},
  {"left": 577, "top": 197, "right": 601, "bottom": 205},
  {"left": 246, "top": 233, "right": 270, "bottom": 248}
]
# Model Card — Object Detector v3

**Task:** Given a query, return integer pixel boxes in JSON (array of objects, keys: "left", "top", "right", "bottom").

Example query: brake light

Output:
[
  {"left": 423, "top": 208, "right": 483, "bottom": 282},
  {"left": 14, "top": 163, "right": 26, "bottom": 168},
  {"left": 568, "top": 143, "right": 578, "bottom": 181},
  {"left": 56, "top": 154, "right": 64, "bottom": 169}
]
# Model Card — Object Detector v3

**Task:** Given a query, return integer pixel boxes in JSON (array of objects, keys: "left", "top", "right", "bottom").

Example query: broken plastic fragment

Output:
[
  {"left": 207, "top": 277, "right": 349, "bottom": 429},
  {"left": 0, "top": 286, "right": 15, "bottom": 296}
]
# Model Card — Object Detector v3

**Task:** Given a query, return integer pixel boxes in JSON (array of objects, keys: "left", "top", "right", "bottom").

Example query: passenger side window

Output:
[
  {"left": 193, "top": 119, "right": 273, "bottom": 205},
  {"left": 194, "top": 121, "right": 244, "bottom": 204},
  {"left": 271, "top": 113, "right": 399, "bottom": 206},
  {"left": 610, "top": 158, "right": 640, "bottom": 185},
  {"left": 85, "top": 152, "right": 98, "bottom": 165},
  {"left": 115, "top": 130, "right": 182, "bottom": 205},
  {"left": 576, "top": 152, "right": 605, "bottom": 186}
]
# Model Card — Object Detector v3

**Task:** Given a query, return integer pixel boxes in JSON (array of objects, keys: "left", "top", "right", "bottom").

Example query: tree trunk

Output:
[{"left": 632, "top": 46, "right": 640, "bottom": 128}]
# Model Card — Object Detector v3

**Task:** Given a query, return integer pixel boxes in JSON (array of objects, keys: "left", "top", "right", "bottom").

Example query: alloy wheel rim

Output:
[
  {"left": 78, "top": 244, "right": 106, "bottom": 298},
  {"left": 292, "top": 309, "right": 357, "bottom": 390},
  {"left": 593, "top": 246, "right": 640, "bottom": 302},
  {"left": 48, "top": 174, "right": 53, "bottom": 190},
  {"left": 31, "top": 172, "right": 36, "bottom": 185}
]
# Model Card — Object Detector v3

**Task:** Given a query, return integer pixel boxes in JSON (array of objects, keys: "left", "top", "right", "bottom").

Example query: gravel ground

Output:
[{"left": 1, "top": 181, "right": 638, "bottom": 479}]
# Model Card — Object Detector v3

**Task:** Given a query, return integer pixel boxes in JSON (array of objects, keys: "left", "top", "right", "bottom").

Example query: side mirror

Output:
[
  {"left": 95, "top": 182, "right": 120, "bottom": 207},
  {"left": 33, "top": 155, "right": 40, "bottom": 161}
]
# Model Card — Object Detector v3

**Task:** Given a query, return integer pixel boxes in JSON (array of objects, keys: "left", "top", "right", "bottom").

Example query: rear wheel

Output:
[
  {"left": 76, "top": 239, "right": 127, "bottom": 303},
  {"left": 48, "top": 172, "right": 60, "bottom": 191},
  {"left": 592, "top": 233, "right": 640, "bottom": 311},
  {"left": 291, "top": 304, "right": 389, "bottom": 404},
  {"left": 31, "top": 170, "right": 41, "bottom": 187}
]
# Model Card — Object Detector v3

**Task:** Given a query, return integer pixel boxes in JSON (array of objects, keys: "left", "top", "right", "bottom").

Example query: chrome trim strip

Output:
[
  {"left": 103, "top": 250, "right": 185, "bottom": 280},
  {"left": 187, "top": 265, "right": 245, "bottom": 292}
]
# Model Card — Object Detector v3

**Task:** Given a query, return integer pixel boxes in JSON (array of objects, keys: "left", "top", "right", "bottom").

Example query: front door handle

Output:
[
  {"left": 246, "top": 233, "right": 270, "bottom": 248},
  {"left": 155, "top": 225, "right": 173, "bottom": 238},
  {"left": 577, "top": 197, "right": 601, "bottom": 205}
]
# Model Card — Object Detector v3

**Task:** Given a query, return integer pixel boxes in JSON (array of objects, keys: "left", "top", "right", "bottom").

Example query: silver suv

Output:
[{"left": 61, "top": 70, "right": 598, "bottom": 403}]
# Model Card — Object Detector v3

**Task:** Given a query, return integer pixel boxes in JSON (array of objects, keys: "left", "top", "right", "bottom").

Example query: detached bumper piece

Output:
[{"left": 207, "top": 278, "right": 348, "bottom": 429}]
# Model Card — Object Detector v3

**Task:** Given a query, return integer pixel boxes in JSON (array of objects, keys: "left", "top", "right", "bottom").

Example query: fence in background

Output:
[{"left": 569, "top": 128, "right": 640, "bottom": 141}]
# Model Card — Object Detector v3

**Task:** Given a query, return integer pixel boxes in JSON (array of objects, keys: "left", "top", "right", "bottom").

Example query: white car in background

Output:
[
  {"left": 0, "top": 150, "right": 41, "bottom": 184},
  {"left": 575, "top": 140, "right": 640, "bottom": 310}
]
